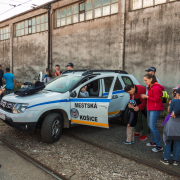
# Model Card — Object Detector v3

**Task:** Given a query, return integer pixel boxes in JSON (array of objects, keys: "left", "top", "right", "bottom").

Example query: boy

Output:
[
  {"left": 79, "top": 85, "right": 89, "bottom": 98},
  {"left": 124, "top": 100, "right": 138, "bottom": 145}
]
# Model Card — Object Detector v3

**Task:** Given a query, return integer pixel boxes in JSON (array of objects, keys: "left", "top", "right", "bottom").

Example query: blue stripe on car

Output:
[
  {"left": 27, "top": 99, "right": 69, "bottom": 109},
  {"left": 69, "top": 99, "right": 110, "bottom": 102},
  {"left": 27, "top": 98, "right": 110, "bottom": 109},
  {"left": 103, "top": 90, "right": 125, "bottom": 96}
]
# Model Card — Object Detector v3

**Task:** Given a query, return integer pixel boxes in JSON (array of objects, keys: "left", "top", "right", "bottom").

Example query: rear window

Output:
[{"left": 122, "top": 76, "right": 133, "bottom": 85}]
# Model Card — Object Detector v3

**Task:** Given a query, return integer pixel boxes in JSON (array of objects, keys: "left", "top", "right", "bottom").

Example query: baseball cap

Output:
[
  {"left": 145, "top": 67, "right": 156, "bottom": 72},
  {"left": 65, "top": 63, "right": 74, "bottom": 67},
  {"left": 176, "top": 88, "right": 180, "bottom": 94},
  {"left": 127, "top": 100, "right": 137, "bottom": 106}
]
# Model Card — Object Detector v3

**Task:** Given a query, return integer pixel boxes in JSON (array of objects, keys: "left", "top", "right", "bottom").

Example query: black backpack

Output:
[{"left": 15, "top": 81, "right": 45, "bottom": 96}]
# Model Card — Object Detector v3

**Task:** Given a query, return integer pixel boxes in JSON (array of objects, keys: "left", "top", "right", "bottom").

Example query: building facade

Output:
[{"left": 0, "top": 0, "right": 179, "bottom": 92}]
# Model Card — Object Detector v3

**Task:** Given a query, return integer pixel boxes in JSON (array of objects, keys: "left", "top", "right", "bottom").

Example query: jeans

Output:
[
  {"left": 6, "top": 89, "right": 14, "bottom": 94},
  {"left": 135, "top": 111, "right": 149, "bottom": 135},
  {"left": 147, "top": 111, "right": 162, "bottom": 146},
  {"left": 164, "top": 140, "right": 180, "bottom": 161}
]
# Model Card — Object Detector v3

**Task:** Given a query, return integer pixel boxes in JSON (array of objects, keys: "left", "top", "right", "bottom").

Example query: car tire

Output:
[
  {"left": 41, "top": 113, "right": 63, "bottom": 143},
  {"left": 122, "top": 106, "right": 130, "bottom": 125}
]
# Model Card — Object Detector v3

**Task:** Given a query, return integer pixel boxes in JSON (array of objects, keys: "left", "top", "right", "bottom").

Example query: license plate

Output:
[{"left": 0, "top": 113, "right": 5, "bottom": 120}]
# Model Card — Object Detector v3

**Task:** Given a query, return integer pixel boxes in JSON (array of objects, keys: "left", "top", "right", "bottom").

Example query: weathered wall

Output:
[
  {"left": 125, "top": 1, "right": 180, "bottom": 93},
  {"left": 0, "top": 40, "right": 10, "bottom": 70},
  {"left": 51, "top": 0, "right": 125, "bottom": 71},
  {"left": 0, "top": 8, "right": 48, "bottom": 82},
  {"left": 13, "top": 32, "right": 48, "bottom": 82}
]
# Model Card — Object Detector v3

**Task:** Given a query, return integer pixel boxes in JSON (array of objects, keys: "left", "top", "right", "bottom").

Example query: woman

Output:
[
  {"left": 124, "top": 84, "right": 148, "bottom": 141},
  {"left": 44, "top": 69, "right": 55, "bottom": 84},
  {"left": 161, "top": 87, "right": 180, "bottom": 165},
  {"left": 141, "top": 74, "right": 164, "bottom": 152}
]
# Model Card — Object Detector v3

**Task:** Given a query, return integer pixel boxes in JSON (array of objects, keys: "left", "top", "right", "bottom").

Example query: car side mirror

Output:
[{"left": 70, "top": 91, "right": 77, "bottom": 98}]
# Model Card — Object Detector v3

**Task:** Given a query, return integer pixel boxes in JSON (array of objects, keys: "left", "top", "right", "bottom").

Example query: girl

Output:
[
  {"left": 44, "top": 69, "right": 55, "bottom": 84},
  {"left": 161, "top": 88, "right": 180, "bottom": 165},
  {"left": 141, "top": 74, "right": 164, "bottom": 152}
]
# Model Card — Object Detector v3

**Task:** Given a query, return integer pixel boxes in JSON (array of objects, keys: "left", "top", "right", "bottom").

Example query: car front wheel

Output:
[{"left": 41, "top": 113, "right": 63, "bottom": 143}]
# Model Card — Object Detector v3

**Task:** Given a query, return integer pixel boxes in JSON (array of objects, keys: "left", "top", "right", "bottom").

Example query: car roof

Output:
[{"left": 62, "top": 70, "right": 128, "bottom": 76}]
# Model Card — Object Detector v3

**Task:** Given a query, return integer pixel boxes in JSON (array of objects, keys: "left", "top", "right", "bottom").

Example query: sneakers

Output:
[
  {"left": 173, "top": 161, "right": 179, "bottom": 166},
  {"left": 134, "top": 133, "right": 140, "bottom": 137},
  {"left": 139, "top": 135, "right": 148, "bottom": 141},
  {"left": 146, "top": 142, "right": 156, "bottom": 147},
  {"left": 123, "top": 141, "right": 131, "bottom": 145},
  {"left": 160, "top": 158, "right": 169, "bottom": 165},
  {"left": 160, "top": 159, "right": 179, "bottom": 166},
  {"left": 152, "top": 146, "right": 163, "bottom": 152},
  {"left": 131, "top": 141, "right": 134, "bottom": 144}
]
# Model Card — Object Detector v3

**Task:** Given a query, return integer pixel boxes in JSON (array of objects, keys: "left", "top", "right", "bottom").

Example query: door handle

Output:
[{"left": 99, "top": 104, "right": 108, "bottom": 107}]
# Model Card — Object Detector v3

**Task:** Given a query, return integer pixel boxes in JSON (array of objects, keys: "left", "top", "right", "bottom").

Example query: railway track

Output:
[
  {"left": 1, "top": 133, "right": 180, "bottom": 179},
  {"left": 0, "top": 138, "right": 68, "bottom": 180},
  {"left": 63, "top": 131, "right": 180, "bottom": 179}
]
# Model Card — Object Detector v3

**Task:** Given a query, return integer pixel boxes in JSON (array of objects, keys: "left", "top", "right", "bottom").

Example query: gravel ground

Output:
[
  {"left": 0, "top": 120, "right": 179, "bottom": 180},
  {"left": 65, "top": 118, "right": 180, "bottom": 174}
]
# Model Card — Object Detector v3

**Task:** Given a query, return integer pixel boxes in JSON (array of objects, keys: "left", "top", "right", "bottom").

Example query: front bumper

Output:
[
  {"left": 2, "top": 117, "right": 36, "bottom": 131},
  {"left": 0, "top": 108, "right": 39, "bottom": 132}
]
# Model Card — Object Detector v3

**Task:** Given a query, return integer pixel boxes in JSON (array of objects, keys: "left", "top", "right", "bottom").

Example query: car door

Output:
[
  {"left": 102, "top": 76, "right": 128, "bottom": 117},
  {"left": 69, "top": 75, "right": 117, "bottom": 128}
]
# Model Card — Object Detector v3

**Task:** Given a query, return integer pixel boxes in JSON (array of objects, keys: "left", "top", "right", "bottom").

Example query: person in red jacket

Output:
[
  {"left": 141, "top": 74, "right": 164, "bottom": 152},
  {"left": 124, "top": 84, "right": 148, "bottom": 141}
]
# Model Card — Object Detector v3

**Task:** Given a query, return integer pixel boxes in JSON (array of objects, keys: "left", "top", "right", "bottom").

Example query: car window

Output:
[
  {"left": 78, "top": 79, "right": 101, "bottom": 98},
  {"left": 44, "top": 75, "right": 82, "bottom": 93},
  {"left": 113, "top": 78, "right": 123, "bottom": 91},
  {"left": 122, "top": 76, "right": 133, "bottom": 85},
  {"left": 104, "top": 77, "right": 114, "bottom": 93}
]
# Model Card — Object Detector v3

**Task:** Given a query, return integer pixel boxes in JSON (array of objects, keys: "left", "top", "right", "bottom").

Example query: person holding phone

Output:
[{"left": 141, "top": 74, "right": 164, "bottom": 152}]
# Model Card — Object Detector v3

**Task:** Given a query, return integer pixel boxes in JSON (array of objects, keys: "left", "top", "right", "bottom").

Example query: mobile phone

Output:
[{"left": 2, "top": 84, "right": 6, "bottom": 89}]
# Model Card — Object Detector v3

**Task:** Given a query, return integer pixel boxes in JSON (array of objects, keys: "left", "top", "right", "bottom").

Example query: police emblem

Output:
[{"left": 70, "top": 108, "right": 79, "bottom": 119}]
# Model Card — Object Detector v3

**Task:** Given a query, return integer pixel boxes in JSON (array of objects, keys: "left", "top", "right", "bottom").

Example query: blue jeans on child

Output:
[
  {"left": 147, "top": 111, "right": 162, "bottom": 146},
  {"left": 6, "top": 89, "right": 14, "bottom": 94},
  {"left": 164, "top": 140, "right": 180, "bottom": 161}
]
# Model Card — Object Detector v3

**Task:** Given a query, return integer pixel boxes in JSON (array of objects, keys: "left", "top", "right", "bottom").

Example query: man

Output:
[
  {"left": 65, "top": 63, "right": 74, "bottom": 70},
  {"left": 145, "top": 67, "right": 160, "bottom": 84},
  {"left": 55, "top": 65, "right": 61, "bottom": 76},
  {"left": 3, "top": 68, "right": 16, "bottom": 94},
  {"left": 124, "top": 84, "right": 148, "bottom": 141}
]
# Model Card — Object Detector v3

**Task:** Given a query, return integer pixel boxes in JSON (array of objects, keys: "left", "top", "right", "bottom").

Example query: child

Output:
[
  {"left": 124, "top": 100, "right": 138, "bottom": 145},
  {"left": 79, "top": 85, "right": 89, "bottom": 98}
]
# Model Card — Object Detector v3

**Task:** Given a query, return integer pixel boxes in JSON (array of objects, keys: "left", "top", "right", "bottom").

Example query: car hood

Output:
[{"left": 2, "top": 90, "right": 69, "bottom": 105}]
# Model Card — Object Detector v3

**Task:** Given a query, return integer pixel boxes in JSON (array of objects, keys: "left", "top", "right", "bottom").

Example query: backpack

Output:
[
  {"left": 15, "top": 81, "right": 45, "bottom": 96},
  {"left": 161, "top": 91, "right": 169, "bottom": 103}
]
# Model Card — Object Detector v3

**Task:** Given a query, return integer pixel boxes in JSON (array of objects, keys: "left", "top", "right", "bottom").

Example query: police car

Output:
[{"left": 0, "top": 70, "right": 139, "bottom": 143}]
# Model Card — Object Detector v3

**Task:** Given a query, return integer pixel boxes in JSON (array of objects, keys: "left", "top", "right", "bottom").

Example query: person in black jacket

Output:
[{"left": 124, "top": 100, "right": 138, "bottom": 145}]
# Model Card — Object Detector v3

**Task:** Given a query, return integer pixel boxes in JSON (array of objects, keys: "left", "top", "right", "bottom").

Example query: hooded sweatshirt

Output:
[
  {"left": 147, "top": 82, "right": 165, "bottom": 111},
  {"left": 130, "top": 85, "right": 147, "bottom": 111}
]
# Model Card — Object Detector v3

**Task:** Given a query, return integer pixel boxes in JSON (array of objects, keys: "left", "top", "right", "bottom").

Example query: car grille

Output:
[{"left": 0, "top": 100, "right": 16, "bottom": 113}]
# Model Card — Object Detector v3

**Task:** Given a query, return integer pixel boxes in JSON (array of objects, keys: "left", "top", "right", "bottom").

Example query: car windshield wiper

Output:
[{"left": 43, "top": 89, "right": 53, "bottom": 92}]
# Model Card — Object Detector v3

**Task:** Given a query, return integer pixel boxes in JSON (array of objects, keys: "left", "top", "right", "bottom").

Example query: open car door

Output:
[{"left": 69, "top": 74, "right": 118, "bottom": 128}]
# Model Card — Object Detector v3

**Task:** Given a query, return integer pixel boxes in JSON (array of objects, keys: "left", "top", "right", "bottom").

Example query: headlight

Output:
[{"left": 12, "top": 103, "right": 29, "bottom": 113}]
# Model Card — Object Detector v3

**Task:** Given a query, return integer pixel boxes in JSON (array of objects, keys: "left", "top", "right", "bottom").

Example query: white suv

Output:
[{"left": 0, "top": 70, "right": 139, "bottom": 143}]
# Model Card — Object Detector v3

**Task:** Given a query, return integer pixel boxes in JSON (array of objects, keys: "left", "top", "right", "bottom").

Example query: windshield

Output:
[{"left": 44, "top": 75, "right": 83, "bottom": 93}]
